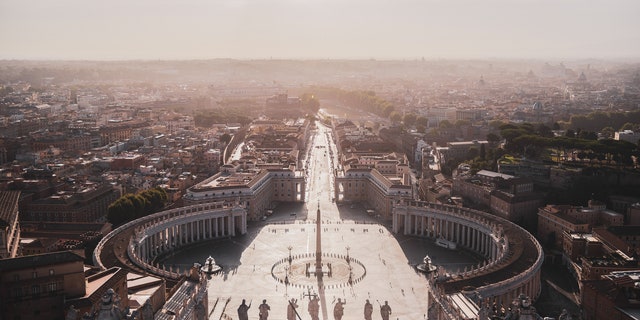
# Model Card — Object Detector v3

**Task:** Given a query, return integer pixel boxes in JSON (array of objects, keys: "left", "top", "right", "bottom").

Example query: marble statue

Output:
[
  {"left": 287, "top": 298, "right": 298, "bottom": 320},
  {"left": 380, "top": 301, "right": 392, "bottom": 320},
  {"left": 139, "top": 300, "right": 154, "bottom": 320},
  {"left": 308, "top": 296, "right": 320, "bottom": 320},
  {"left": 237, "top": 299, "right": 251, "bottom": 320},
  {"left": 333, "top": 298, "right": 346, "bottom": 320},
  {"left": 66, "top": 305, "right": 79, "bottom": 320},
  {"left": 363, "top": 299, "right": 373, "bottom": 320},
  {"left": 258, "top": 299, "right": 271, "bottom": 320}
]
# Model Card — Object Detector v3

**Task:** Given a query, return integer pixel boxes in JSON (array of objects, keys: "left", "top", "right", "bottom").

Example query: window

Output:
[
  {"left": 32, "top": 272, "right": 37, "bottom": 279},
  {"left": 13, "top": 274, "right": 19, "bottom": 282},
  {"left": 32, "top": 285, "right": 40, "bottom": 295}
]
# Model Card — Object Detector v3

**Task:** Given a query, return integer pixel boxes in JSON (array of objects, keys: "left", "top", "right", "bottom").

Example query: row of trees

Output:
[
  {"left": 300, "top": 93, "right": 321, "bottom": 113},
  {"left": 193, "top": 108, "right": 252, "bottom": 128},
  {"left": 566, "top": 110, "right": 640, "bottom": 133},
  {"left": 309, "top": 86, "right": 432, "bottom": 131},
  {"left": 309, "top": 86, "right": 396, "bottom": 119},
  {"left": 107, "top": 187, "right": 169, "bottom": 227},
  {"left": 499, "top": 123, "right": 639, "bottom": 167}
]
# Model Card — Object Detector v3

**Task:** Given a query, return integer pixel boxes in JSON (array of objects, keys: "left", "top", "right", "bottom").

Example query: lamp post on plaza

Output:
[
  {"left": 345, "top": 246, "right": 350, "bottom": 263},
  {"left": 288, "top": 245, "right": 293, "bottom": 265}
]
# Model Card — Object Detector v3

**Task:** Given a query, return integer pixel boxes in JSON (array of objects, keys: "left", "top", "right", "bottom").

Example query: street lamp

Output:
[
  {"left": 345, "top": 246, "right": 350, "bottom": 262},
  {"left": 288, "top": 245, "right": 293, "bottom": 265}
]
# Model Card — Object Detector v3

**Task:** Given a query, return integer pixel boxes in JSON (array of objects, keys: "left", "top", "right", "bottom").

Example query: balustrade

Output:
[
  {"left": 392, "top": 201, "right": 543, "bottom": 305},
  {"left": 94, "top": 202, "right": 247, "bottom": 279}
]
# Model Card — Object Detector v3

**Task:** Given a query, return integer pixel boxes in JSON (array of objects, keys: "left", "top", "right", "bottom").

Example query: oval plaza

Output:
[{"left": 95, "top": 120, "right": 543, "bottom": 320}]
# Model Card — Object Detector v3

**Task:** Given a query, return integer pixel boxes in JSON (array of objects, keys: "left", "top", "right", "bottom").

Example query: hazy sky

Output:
[{"left": 1, "top": 0, "right": 639, "bottom": 60}]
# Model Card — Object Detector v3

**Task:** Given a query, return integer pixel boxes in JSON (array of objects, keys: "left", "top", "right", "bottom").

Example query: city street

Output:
[{"left": 162, "top": 122, "right": 478, "bottom": 320}]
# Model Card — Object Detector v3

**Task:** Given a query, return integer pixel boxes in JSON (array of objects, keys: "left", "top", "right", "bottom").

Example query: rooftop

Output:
[{"left": 0, "top": 250, "right": 84, "bottom": 271}]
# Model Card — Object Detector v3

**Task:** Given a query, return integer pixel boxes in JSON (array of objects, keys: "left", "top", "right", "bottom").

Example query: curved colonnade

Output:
[
  {"left": 393, "top": 201, "right": 543, "bottom": 305},
  {"left": 94, "top": 202, "right": 247, "bottom": 280},
  {"left": 95, "top": 199, "right": 542, "bottom": 306}
]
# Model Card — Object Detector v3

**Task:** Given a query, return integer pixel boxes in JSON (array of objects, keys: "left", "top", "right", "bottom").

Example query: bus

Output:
[{"left": 435, "top": 238, "right": 457, "bottom": 250}]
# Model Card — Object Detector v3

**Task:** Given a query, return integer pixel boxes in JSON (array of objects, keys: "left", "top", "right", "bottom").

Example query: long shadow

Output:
[
  {"left": 158, "top": 201, "right": 312, "bottom": 278},
  {"left": 392, "top": 231, "right": 483, "bottom": 274},
  {"left": 332, "top": 205, "right": 481, "bottom": 272},
  {"left": 317, "top": 276, "right": 328, "bottom": 320}
]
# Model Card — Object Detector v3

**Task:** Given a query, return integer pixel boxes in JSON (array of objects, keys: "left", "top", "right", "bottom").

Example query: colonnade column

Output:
[
  {"left": 482, "top": 233, "right": 487, "bottom": 256},
  {"left": 462, "top": 225, "right": 466, "bottom": 245},
  {"left": 242, "top": 214, "right": 247, "bottom": 235},
  {"left": 474, "top": 230, "right": 478, "bottom": 253},
  {"left": 229, "top": 214, "right": 235, "bottom": 237}
]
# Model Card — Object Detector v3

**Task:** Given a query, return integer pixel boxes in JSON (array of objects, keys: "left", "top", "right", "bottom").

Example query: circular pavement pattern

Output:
[{"left": 271, "top": 253, "right": 367, "bottom": 289}]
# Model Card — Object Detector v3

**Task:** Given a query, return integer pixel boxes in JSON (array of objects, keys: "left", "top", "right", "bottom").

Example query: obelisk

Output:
[{"left": 315, "top": 202, "right": 322, "bottom": 276}]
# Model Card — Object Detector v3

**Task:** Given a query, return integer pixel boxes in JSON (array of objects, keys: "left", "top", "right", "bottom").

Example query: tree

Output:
[
  {"left": 416, "top": 116, "right": 429, "bottom": 128},
  {"left": 301, "top": 93, "right": 320, "bottom": 113},
  {"left": 454, "top": 119, "right": 471, "bottom": 128},
  {"left": 107, "top": 188, "right": 169, "bottom": 226},
  {"left": 439, "top": 120, "right": 452, "bottom": 129},
  {"left": 220, "top": 133, "right": 232, "bottom": 145},
  {"left": 140, "top": 187, "right": 168, "bottom": 213},
  {"left": 486, "top": 133, "right": 501, "bottom": 144},
  {"left": 578, "top": 130, "right": 598, "bottom": 140},
  {"left": 489, "top": 120, "right": 505, "bottom": 129},
  {"left": 382, "top": 104, "right": 395, "bottom": 117},
  {"left": 389, "top": 111, "right": 402, "bottom": 123},
  {"left": 601, "top": 126, "right": 615, "bottom": 139},
  {"left": 107, "top": 196, "right": 135, "bottom": 226},
  {"left": 536, "top": 124, "right": 554, "bottom": 138},
  {"left": 621, "top": 122, "right": 635, "bottom": 131},
  {"left": 403, "top": 113, "right": 417, "bottom": 127},
  {"left": 467, "top": 147, "right": 479, "bottom": 160},
  {"left": 565, "top": 129, "right": 575, "bottom": 138}
]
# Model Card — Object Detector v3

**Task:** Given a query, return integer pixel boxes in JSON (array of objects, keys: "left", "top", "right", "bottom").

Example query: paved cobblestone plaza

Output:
[{"left": 161, "top": 124, "right": 479, "bottom": 320}]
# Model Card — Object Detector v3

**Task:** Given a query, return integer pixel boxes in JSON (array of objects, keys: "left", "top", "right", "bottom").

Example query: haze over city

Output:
[
  {"left": 2, "top": 1, "right": 640, "bottom": 320},
  {"left": 1, "top": 0, "right": 640, "bottom": 60}
]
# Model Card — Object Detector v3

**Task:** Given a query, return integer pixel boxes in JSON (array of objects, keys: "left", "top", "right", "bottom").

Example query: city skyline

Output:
[{"left": 1, "top": 0, "right": 640, "bottom": 61}]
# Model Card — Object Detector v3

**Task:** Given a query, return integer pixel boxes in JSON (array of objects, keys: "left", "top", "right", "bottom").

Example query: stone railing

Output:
[
  {"left": 94, "top": 202, "right": 243, "bottom": 273},
  {"left": 396, "top": 201, "right": 543, "bottom": 302},
  {"left": 397, "top": 201, "right": 509, "bottom": 276}
]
